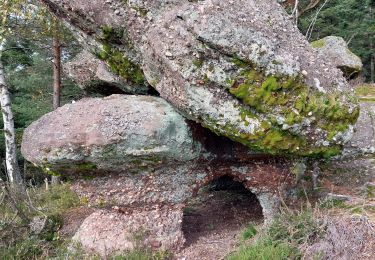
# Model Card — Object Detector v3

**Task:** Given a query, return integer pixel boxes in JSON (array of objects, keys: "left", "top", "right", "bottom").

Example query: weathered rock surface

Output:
[
  {"left": 22, "top": 95, "right": 200, "bottom": 172},
  {"left": 22, "top": 95, "right": 293, "bottom": 255},
  {"left": 73, "top": 207, "right": 184, "bottom": 256},
  {"left": 344, "top": 102, "right": 375, "bottom": 155},
  {"left": 311, "top": 36, "right": 363, "bottom": 78},
  {"left": 40, "top": 0, "right": 359, "bottom": 157},
  {"left": 64, "top": 50, "right": 151, "bottom": 95}
]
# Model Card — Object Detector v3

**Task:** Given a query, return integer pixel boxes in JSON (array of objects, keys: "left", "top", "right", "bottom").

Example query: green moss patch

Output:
[
  {"left": 204, "top": 58, "right": 359, "bottom": 157},
  {"left": 311, "top": 39, "right": 326, "bottom": 48},
  {"left": 96, "top": 26, "right": 145, "bottom": 85}
]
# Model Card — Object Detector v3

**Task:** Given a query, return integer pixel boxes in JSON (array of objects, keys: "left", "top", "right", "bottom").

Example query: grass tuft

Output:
[
  {"left": 228, "top": 205, "right": 325, "bottom": 260},
  {"left": 241, "top": 223, "right": 257, "bottom": 240}
]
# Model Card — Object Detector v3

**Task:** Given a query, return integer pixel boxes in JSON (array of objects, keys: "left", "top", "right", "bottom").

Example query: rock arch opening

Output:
[{"left": 179, "top": 175, "right": 264, "bottom": 257}]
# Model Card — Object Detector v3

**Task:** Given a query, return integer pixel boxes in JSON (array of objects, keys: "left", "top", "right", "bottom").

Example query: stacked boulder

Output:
[
  {"left": 22, "top": 95, "right": 291, "bottom": 256},
  {"left": 311, "top": 36, "right": 363, "bottom": 79}
]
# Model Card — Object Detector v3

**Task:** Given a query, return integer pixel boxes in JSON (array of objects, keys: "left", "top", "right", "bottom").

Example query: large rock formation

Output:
[
  {"left": 40, "top": 0, "right": 359, "bottom": 157},
  {"left": 22, "top": 95, "right": 293, "bottom": 256},
  {"left": 311, "top": 36, "right": 363, "bottom": 79},
  {"left": 23, "top": 0, "right": 368, "bottom": 256}
]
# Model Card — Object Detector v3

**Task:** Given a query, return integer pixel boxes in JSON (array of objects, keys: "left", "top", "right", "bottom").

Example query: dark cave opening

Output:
[{"left": 181, "top": 175, "right": 264, "bottom": 247}]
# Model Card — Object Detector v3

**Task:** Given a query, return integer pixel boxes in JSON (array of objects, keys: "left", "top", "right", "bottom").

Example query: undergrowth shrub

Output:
[{"left": 0, "top": 183, "right": 80, "bottom": 259}]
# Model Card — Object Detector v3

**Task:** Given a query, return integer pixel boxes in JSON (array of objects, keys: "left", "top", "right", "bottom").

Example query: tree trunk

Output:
[
  {"left": 52, "top": 33, "right": 61, "bottom": 110},
  {"left": 51, "top": 33, "right": 62, "bottom": 185},
  {"left": 0, "top": 52, "right": 23, "bottom": 185},
  {"left": 370, "top": 7, "right": 374, "bottom": 83},
  {"left": 371, "top": 38, "right": 374, "bottom": 83}
]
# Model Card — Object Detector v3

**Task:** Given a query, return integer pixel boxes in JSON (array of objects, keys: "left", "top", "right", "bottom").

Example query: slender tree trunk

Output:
[
  {"left": 53, "top": 34, "right": 61, "bottom": 110},
  {"left": 51, "top": 33, "right": 62, "bottom": 186},
  {"left": 0, "top": 47, "right": 23, "bottom": 186},
  {"left": 370, "top": 7, "right": 374, "bottom": 83},
  {"left": 371, "top": 38, "right": 374, "bottom": 83}
]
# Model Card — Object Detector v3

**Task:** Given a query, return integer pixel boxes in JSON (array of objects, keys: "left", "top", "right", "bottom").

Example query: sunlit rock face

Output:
[{"left": 40, "top": 0, "right": 359, "bottom": 157}]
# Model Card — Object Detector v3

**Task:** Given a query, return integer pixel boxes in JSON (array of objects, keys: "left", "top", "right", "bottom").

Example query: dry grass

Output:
[
  {"left": 302, "top": 214, "right": 375, "bottom": 259},
  {"left": 355, "top": 84, "right": 375, "bottom": 101}
]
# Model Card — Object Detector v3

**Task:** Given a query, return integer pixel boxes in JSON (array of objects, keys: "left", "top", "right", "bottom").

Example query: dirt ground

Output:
[{"left": 175, "top": 184, "right": 264, "bottom": 260}]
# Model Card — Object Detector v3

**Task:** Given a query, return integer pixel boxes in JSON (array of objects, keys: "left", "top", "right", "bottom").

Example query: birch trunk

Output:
[
  {"left": 0, "top": 46, "right": 23, "bottom": 185},
  {"left": 51, "top": 33, "right": 61, "bottom": 186}
]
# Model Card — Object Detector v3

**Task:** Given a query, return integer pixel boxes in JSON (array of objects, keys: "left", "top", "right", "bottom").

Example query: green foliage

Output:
[
  {"left": 0, "top": 238, "right": 44, "bottom": 260},
  {"left": 31, "top": 183, "right": 80, "bottom": 216},
  {"left": 228, "top": 239, "right": 294, "bottom": 260},
  {"left": 268, "top": 208, "right": 324, "bottom": 246},
  {"left": 1, "top": 40, "right": 33, "bottom": 70},
  {"left": 242, "top": 224, "right": 257, "bottom": 240},
  {"left": 299, "top": 0, "right": 375, "bottom": 82},
  {"left": 0, "top": 184, "right": 81, "bottom": 259}
]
